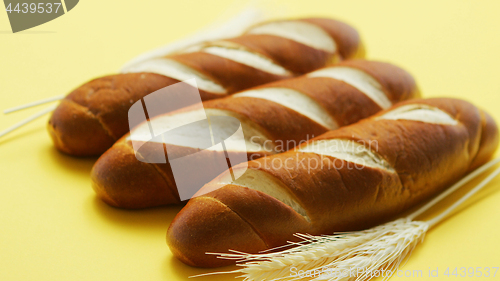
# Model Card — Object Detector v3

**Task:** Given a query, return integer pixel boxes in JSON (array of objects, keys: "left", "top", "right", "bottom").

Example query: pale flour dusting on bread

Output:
[
  {"left": 127, "top": 108, "right": 272, "bottom": 153},
  {"left": 201, "top": 46, "right": 291, "bottom": 75},
  {"left": 247, "top": 20, "right": 336, "bottom": 53},
  {"left": 298, "top": 139, "right": 395, "bottom": 171},
  {"left": 308, "top": 66, "right": 391, "bottom": 109},
  {"left": 377, "top": 104, "right": 458, "bottom": 125},
  {"left": 204, "top": 109, "right": 272, "bottom": 153},
  {"left": 217, "top": 168, "right": 310, "bottom": 220},
  {"left": 122, "top": 58, "right": 226, "bottom": 94},
  {"left": 233, "top": 87, "right": 338, "bottom": 130}
]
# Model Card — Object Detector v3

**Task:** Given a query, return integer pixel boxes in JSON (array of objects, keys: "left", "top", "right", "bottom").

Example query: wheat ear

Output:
[{"left": 195, "top": 158, "right": 500, "bottom": 281}]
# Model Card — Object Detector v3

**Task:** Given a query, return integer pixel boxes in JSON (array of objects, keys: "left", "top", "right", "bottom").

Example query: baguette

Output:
[
  {"left": 48, "top": 17, "right": 364, "bottom": 156},
  {"left": 166, "top": 98, "right": 499, "bottom": 267},
  {"left": 91, "top": 60, "right": 420, "bottom": 209}
]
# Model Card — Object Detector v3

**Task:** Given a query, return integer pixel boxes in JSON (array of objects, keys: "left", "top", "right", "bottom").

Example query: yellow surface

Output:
[{"left": 1, "top": 1, "right": 500, "bottom": 280}]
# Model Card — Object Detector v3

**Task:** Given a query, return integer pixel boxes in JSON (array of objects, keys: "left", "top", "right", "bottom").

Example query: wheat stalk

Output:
[
  {"left": 194, "top": 158, "right": 500, "bottom": 281},
  {"left": 216, "top": 218, "right": 428, "bottom": 281}
]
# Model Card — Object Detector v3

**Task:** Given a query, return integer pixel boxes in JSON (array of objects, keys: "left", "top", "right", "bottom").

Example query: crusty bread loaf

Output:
[
  {"left": 91, "top": 60, "right": 420, "bottom": 209},
  {"left": 166, "top": 98, "right": 499, "bottom": 267},
  {"left": 48, "top": 18, "right": 364, "bottom": 156}
]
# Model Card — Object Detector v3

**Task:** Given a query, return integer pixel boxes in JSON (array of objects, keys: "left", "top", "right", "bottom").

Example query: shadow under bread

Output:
[
  {"left": 44, "top": 144, "right": 99, "bottom": 177},
  {"left": 0, "top": 126, "right": 46, "bottom": 146},
  {"left": 89, "top": 195, "right": 185, "bottom": 231}
]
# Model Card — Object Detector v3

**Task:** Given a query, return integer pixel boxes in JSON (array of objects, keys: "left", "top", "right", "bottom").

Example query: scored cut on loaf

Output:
[
  {"left": 48, "top": 17, "right": 364, "bottom": 156},
  {"left": 166, "top": 98, "right": 499, "bottom": 268},
  {"left": 91, "top": 59, "right": 420, "bottom": 209}
]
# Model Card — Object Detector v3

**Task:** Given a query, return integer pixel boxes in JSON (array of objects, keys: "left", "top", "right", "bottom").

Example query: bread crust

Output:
[
  {"left": 337, "top": 60, "right": 421, "bottom": 102},
  {"left": 48, "top": 73, "right": 180, "bottom": 156},
  {"left": 301, "top": 18, "right": 363, "bottom": 59},
  {"left": 204, "top": 96, "right": 329, "bottom": 144},
  {"left": 166, "top": 196, "right": 268, "bottom": 267},
  {"left": 226, "top": 34, "right": 332, "bottom": 73},
  {"left": 252, "top": 76, "right": 382, "bottom": 127},
  {"left": 91, "top": 141, "right": 178, "bottom": 208},
  {"left": 168, "top": 52, "right": 290, "bottom": 94}
]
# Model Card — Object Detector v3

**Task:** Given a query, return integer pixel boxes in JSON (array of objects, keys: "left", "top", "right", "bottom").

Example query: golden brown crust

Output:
[
  {"left": 470, "top": 110, "right": 500, "bottom": 170},
  {"left": 253, "top": 76, "right": 382, "bottom": 127},
  {"left": 91, "top": 134, "right": 273, "bottom": 209},
  {"left": 166, "top": 196, "right": 268, "bottom": 267},
  {"left": 226, "top": 34, "right": 331, "bottom": 73},
  {"left": 65, "top": 73, "right": 187, "bottom": 139},
  {"left": 48, "top": 99, "right": 116, "bottom": 156},
  {"left": 48, "top": 73, "right": 181, "bottom": 156},
  {"left": 204, "top": 97, "right": 328, "bottom": 144},
  {"left": 246, "top": 153, "right": 405, "bottom": 233},
  {"left": 336, "top": 60, "right": 421, "bottom": 103},
  {"left": 168, "top": 52, "right": 291, "bottom": 94},
  {"left": 301, "top": 18, "right": 363, "bottom": 59},
  {"left": 167, "top": 184, "right": 311, "bottom": 267},
  {"left": 167, "top": 98, "right": 499, "bottom": 267},
  {"left": 91, "top": 140, "right": 179, "bottom": 208}
]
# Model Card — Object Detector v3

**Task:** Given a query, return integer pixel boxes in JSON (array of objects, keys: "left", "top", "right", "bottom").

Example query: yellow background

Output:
[{"left": 1, "top": 1, "right": 500, "bottom": 280}]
